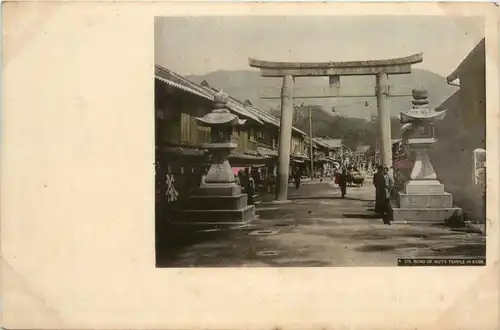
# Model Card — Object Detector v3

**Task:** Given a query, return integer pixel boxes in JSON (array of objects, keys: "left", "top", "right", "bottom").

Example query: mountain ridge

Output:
[{"left": 187, "top": 69, "right": 458, "bottom": 119}]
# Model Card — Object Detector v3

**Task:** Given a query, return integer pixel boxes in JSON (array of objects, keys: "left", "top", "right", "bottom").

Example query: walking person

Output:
[
  {"left": 373, "top": 165, "right": 386, "bottom": 214},
  {"left": 294, "top": 168, "right": 302, "bottom": 190},
  {"left": 339, "top": 168, "right": 348, "bottom": 198}
]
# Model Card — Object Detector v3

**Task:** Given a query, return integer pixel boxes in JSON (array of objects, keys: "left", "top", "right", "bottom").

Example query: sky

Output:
[{"left": 155, "top": 15, "right": 485, "bottom": 77}]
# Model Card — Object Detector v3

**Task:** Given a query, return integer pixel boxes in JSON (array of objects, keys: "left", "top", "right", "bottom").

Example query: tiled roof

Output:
[
  {"left": 447, "top": 38, "right": 485, "bottom": 82},
  {"left": 312, "top": 138, "right": 331, "bottom": 149},
  {"left": 162, "top": 146, "right": 206, "bottom": 156},
  {"left": 155, "top": 65, "right": 262, "bottom": 124},
  {"left": 155, "top": 76, "right": 212, "bottom": 101},
  {"left": 314, "top": 138, "right": 343, "bottom": 149},
  {"left": 198, "top": 80, "right": 307, "bottom": 136}
]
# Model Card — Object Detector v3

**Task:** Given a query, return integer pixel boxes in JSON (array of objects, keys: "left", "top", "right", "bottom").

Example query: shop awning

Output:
[
  {"left": 161, "top": 146, "right": 206, "bottom": 157},
  {"left": 257, "top": 147, "right": 278, "bottom": 157},
  {"left": 229, "top": 152, "right": 268, "bottom": 161},
  {"left": 292, "top": 153, "right": 309, "bottom": 160}
]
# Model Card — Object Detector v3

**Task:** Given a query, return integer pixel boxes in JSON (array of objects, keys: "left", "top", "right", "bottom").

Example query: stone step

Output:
[
  {"left": 391, "top": 207, "right": 463, "bottom": 224},
  {"left": 398, "top": 192, "right": 453, "bottom": 208},
  {"left": 189, "top": 194, "right": 248, "bottom": 210},
  {"left": 177, "top": 205, "right": 256, "bottom": 224}
]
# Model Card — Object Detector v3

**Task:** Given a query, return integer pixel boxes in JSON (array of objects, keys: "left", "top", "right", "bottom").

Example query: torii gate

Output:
[{"left": 249, "top": 53, "right": 424, "bottom": 201}]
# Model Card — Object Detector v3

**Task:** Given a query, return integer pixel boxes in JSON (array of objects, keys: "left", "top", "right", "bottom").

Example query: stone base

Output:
[
  {"left": 404, "top": 180, "right": 445, "bottom": 194},
  {"left": 168, "top": 221, "right": 252, "bottom": 230},
  {"left": 189, "top": 194, "right": 248, "bottom": 210},
  {"left": 177, "top": 205, "right": 256, "bottom": 224},
  {"left": 391, "top": 206, "right": 463, "bottom": 224},
  {"left": 193, "top": 183, "right": 242, "bottom": 196},
  {"left": 398, "top": 192, "right": 453, "bottom": 208}
]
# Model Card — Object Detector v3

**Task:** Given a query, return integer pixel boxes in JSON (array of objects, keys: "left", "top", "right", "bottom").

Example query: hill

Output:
[
  {"left": 187, "top": 69, "right": 458, "bottom": 119},
  {"left": 270, "top": 104, "right": 403, "bottom": 150}
]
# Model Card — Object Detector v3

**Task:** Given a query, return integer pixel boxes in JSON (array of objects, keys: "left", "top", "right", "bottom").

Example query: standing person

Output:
[
  {"left": 238, "top": 170, "right": 246, "bottom": 189},
  {"left": 244, "top": 168, "right": 252, "bottom": 191},
  {"left": 200, "top": 167, "right": 209, "bottom": 186},
  {"left": 269, "top": 172, "right": 276, "bottom": 193},
  {"left": 247, "top": 172, "right": 256, "bottom": 205},
  {"left": 334, "top": 166, "right": 340, "bottom": 187},
  {"left": 373, "top": 165, "right": 386, "bottom": 214},
  {"left": 294, "top": 168, "right": 302, "bottom": 190},
  {"left": 383, "top": 166, "right": 395, "bottom": 216},
  {"left": 338, "top": 168, "right": 348, "bottom": 198}
]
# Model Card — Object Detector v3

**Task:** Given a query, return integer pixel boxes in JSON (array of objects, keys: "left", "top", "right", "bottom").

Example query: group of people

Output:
[
  {"left": 293, "top": 166, "right": 351, "bottom": 198},
  {"left": 373, "top": 165, "right": 395, "bottom": 222},
  {"left": 200, "top": 164, "right": 395, "bottom": 215}
]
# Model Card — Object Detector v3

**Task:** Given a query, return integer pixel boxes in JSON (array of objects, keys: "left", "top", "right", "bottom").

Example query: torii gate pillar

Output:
[
  {"left": 276, "top": 75, "right": 294, "bottom": 201},
  {"left": 376, "top": 72, "right": 392, "bottom": 169}
]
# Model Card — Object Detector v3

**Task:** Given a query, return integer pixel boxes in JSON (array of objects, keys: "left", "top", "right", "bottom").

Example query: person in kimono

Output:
[
  {"left": 294, "top": 168, "right": 302, "bottom": 190},
  {"left": 338, "top": 168, "right": 348, "bottom": 198},
  {"left": 247, "top": 173, "right": 256, "bottom": 205},
  {"left": 373, "top": 165, "right": 386, "bottom": 214},
  {"left": 383, "top": 166, "right": 395, "bottom": 209}
]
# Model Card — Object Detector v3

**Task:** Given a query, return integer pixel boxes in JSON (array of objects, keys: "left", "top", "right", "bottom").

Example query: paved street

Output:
[{"left": 156, "top": 179, "right": 485, "bottom": 267}]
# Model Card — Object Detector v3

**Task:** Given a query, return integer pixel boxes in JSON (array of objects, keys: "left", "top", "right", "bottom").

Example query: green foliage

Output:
[{"left": 271, "top": 104, "right": 402, "bottom": 150}]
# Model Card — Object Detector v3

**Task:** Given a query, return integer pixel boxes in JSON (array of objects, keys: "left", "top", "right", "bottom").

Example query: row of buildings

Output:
[{"left": 155, "top": 64, "right": 351, "bottom": 208}]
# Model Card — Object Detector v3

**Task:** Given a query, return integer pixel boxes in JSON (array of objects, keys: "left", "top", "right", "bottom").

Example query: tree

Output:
[{"left": 270, "top": 104, "right": 402, "bottom": 148}]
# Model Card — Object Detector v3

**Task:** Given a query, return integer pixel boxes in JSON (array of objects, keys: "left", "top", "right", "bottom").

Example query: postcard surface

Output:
[{"left": 2, "top": 2, "right": 499, "bottom": 329}]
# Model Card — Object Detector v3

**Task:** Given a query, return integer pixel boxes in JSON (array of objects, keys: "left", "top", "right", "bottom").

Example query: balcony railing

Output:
[
  {"left": 257, "top": 139, "right": 274, "bottom": 149},
  {"left": 248, "top": 140, "right": 258, "bottom": 151}
]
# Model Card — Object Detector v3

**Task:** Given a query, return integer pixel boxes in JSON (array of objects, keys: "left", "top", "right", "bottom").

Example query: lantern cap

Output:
[
  {"left": 195, "top": 89, "right": 247, "bottom": 127},
  {"left": 214, "top": 89, "right": 229, "bottom": 108},
  {"left": 411, "top": 85, "right": 429, "bottom": 107}
]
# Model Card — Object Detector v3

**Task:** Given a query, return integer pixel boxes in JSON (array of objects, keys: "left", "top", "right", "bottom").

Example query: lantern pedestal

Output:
[
  {"left": 174, "top": 180, "right": 256, "bottom": 228},
  {"left": 391, "top": 86, "right": 462, "bottom": 225},
  {"left": 171, "top": 91, "right": 256, "bottom": 230}
]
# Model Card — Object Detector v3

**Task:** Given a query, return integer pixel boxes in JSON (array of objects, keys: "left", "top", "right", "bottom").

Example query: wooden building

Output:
[
  {"left": 155, "top": 65, "right": 265, "bottom": 209},
  {"left": 155, "top": 65, "right": 310, "bottom": 205}
]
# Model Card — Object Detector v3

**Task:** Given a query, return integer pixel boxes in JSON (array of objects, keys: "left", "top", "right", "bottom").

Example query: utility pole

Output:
[
  {"left": 309, "top": 106, "right": 314, "bottom": 180},
  {"left": 340, "top": 145, "right": 344, "bottom": 168}
]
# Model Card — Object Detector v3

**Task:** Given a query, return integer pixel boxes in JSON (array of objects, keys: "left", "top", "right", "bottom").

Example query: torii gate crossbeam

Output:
[{"left": 249, "top": 53, "right": 424, "bottom": 201}]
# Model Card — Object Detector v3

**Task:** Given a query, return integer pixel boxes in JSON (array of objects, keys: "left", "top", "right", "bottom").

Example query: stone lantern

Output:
[
  {"left": 195, "top": 90, "right": 246, "bottom": 187},
  {"left": 392, "top": 85, "right": 463, "bottom": 224},
  {"left": 173, "top": 90, "right": 256, "bottom": 229}
]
